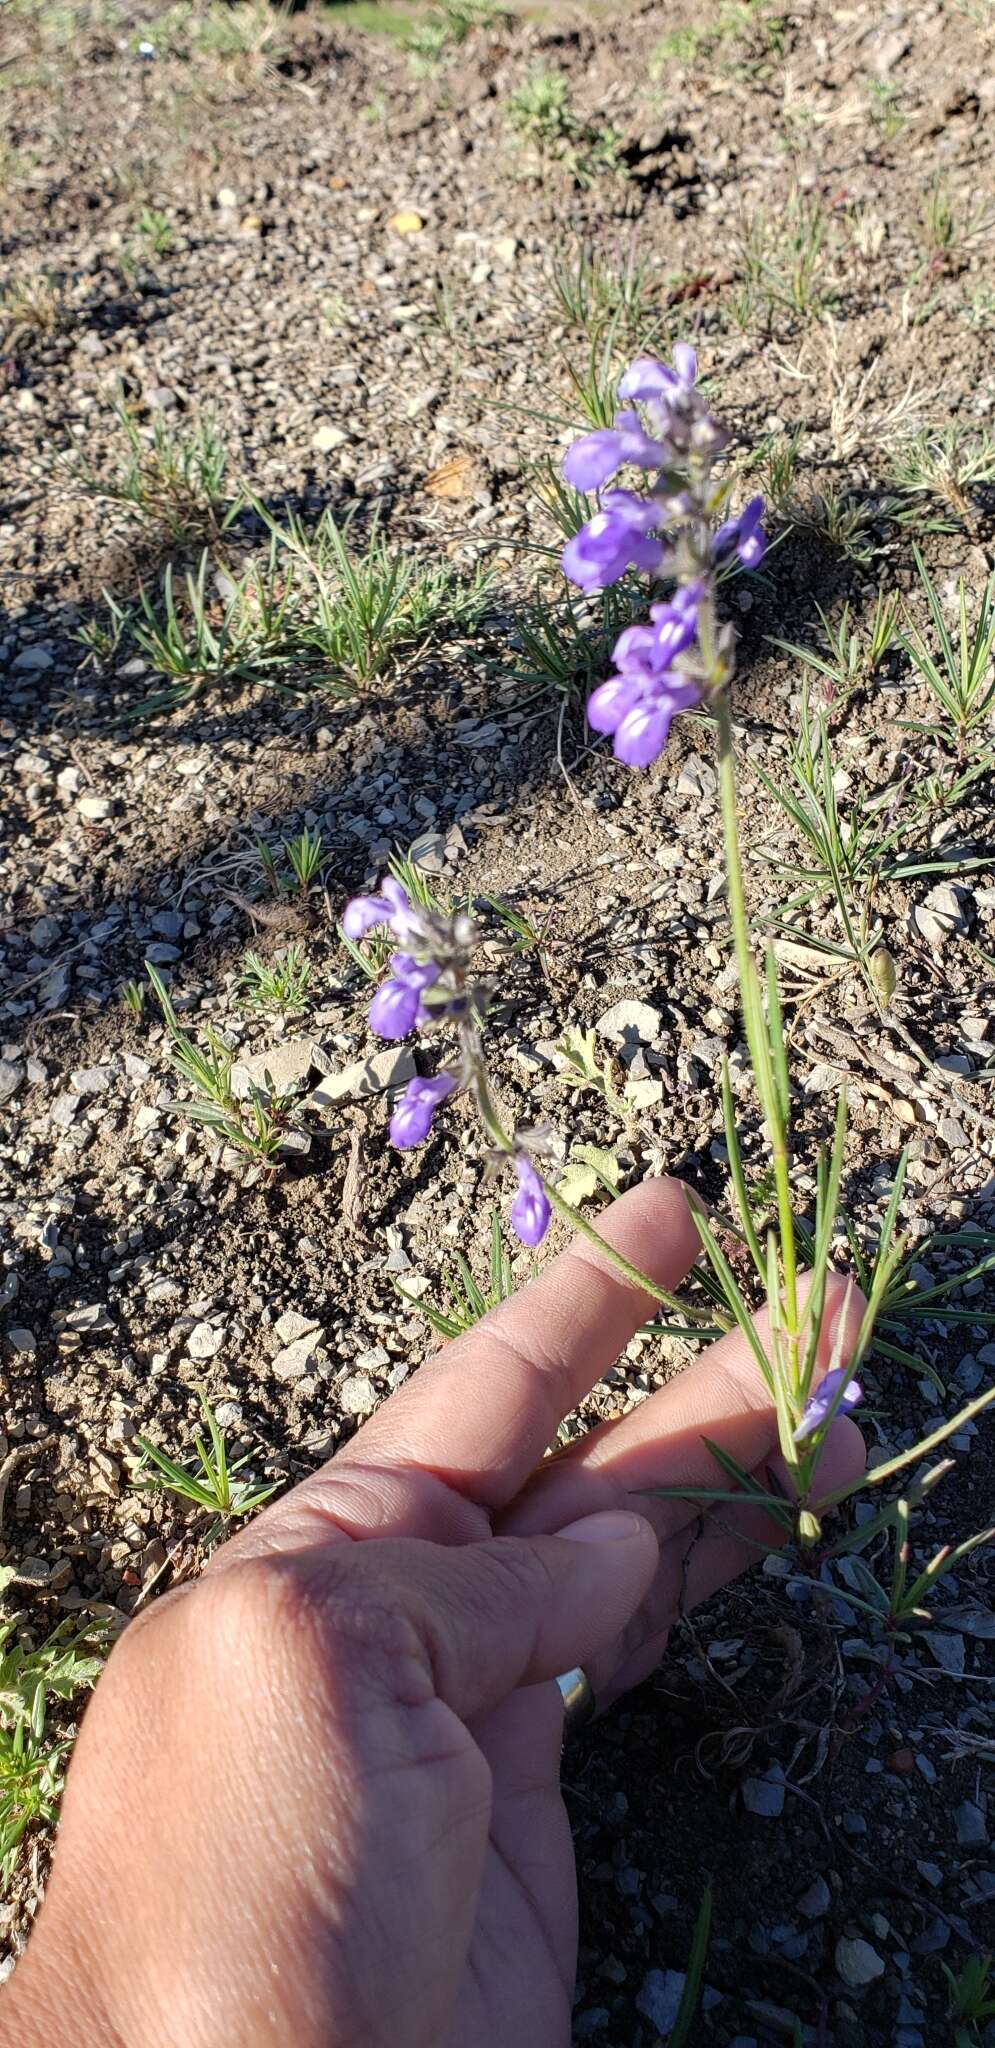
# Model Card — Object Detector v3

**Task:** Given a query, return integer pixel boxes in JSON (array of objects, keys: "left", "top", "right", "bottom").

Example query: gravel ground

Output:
[{"left": 2, "top": 1, "right": 995, "bottom": 2040}]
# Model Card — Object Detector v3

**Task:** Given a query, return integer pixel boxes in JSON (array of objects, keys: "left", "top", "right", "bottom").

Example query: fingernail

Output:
[{"left": 553, "top": 1510, "right": 647, "bottom": 1545}]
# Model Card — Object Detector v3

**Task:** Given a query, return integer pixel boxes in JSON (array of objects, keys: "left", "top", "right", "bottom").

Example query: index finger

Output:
[{"left": 335, "top": 1176, "right": 701, "bottom": 1510}]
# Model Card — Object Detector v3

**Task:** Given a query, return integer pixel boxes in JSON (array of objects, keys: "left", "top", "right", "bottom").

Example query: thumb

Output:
[{"left": 346, "top": 1512, "right": 659, "bottom": 1725}]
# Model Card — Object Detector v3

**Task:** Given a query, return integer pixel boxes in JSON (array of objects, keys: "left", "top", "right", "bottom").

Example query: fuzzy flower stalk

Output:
[{"left": 341, "top": 874, "right": 712, "bottom": 1322}]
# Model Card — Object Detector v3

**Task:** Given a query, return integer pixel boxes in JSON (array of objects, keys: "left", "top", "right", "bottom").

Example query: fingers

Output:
[
  {"left": 501, "top": 1268, "right": 867, "bottom": 1543},
  {"left": 305, "top": 1514, "right": 660, "bottom": 1727},
  {"left": 222, "top": 1180, "right": 702, "bottom": 1568},
  {"left": 342, "top": 1177, "right": 700, "bottom": 1510}
]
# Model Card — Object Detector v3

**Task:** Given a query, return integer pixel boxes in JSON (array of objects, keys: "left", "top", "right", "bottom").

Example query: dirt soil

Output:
[{"left": 2, "top": 0, "right": 995, "bottom": 2040}]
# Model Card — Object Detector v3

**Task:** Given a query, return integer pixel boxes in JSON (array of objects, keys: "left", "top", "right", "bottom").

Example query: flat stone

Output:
[
  {"left": 70, "top": 1064, "right": 115, "bottom": 1096},
  {"left": 272, "top": 1333, "right": 321, "bottom": 1382},
  {"left": 340, "top": 1372, "right": 376, "bottom": 1415},
  {"left": 595, "top": 1000, "right": 664, "bottom": 1048},
  {"left": 835, "top": 1937, "right": 884, "bottom": 1987},
  {"left": 955, "top": 1800, "right": 986, "bottom": 1847},
  {"left": 187, "top": 1321, "right": 225, "bottom": 1361},
  {"left": 273, "top": 1310, "right": 320, "bottom": 1347},
  {"left": 232, "top": 1038, "right": 322, "bottom": 1100},
  {"left": 78, "top": 795, "right": 111, "bottom": 822},
  {"left": 6, "top": 1328, "right": 37, "bottom": 1356},
  {"left": 49, "top": 1092, "right": 81, "bottom": 1130},
  {"left": 307, "top": 1045, "right": 417, "bottom": 1105},
  {"left": 312, "top": 421, "right": 348, "bottom": 452},
  {"left": 798, "top": 1875, "right": 831, "bottom": 1919},
  {"left": 12, "top": 645, "right": 54, "bottom": 672},
  {"left": 63, "top": 1304, "right": 114, "bottom": 1334},
  {"left": 742, "top": 1764, "right": 785, "bottom": 1817},
  {"left": 0, "top": 1059, "right": 24, "bottom": 1103}
]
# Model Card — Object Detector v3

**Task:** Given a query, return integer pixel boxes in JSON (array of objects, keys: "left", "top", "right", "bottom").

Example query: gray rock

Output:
[
  {"left": 273, "top": 1310, "right": 320, "bottom": 1348},
  {"left": 78, "top": 794, "right": 111, "bottom": 822},
  {"left": 187, "top": 1321, "right": 225, "bottom": 1361},
  {"left": 6, "top": 1328, "right": 37, "bottom": 1356},
  {"left": 636, "top": 1970, "right": 686, "bottom": 2036},
  {"left": 70, "top": 1064, "right": 115, "bottom": 1096},
  {"left": 923, "top": 1630, "right": 965, "bottom": 1675},
  {"left": 233, "top": 1038, "right": 322, "bottom": 1100},
  {"left": 307, "top": 1045, "right": 417, "bottom": 1105},
  {"left": 955, "top": 1800, "right": 987, "bottom": 1847},
  {"left": 50, "top": 1092, "right": 81, "bottom": 1129},
  {"left": 742, "top": 1764, "right": 785, "bottom": 1817},
  {"left": 64, "top": 1304, "right": 114, "bottom": 1334},
  {"left": 798, "top": 1875, "right": 831, "bottom": 1919},
  {"left": 340, "top": 1372, "right": 376, "bottom": 1416},
  {"left": 272, "top": 1333, "right": 321, "bottom": 1382},
  {"left": 835, "top": 1937, "right": 885, "bottom": 1987},
  {"left": 0, "top": 1059, "right": 24, "bottom": 1103},
  {"left": 595, "top": 999, "right": 664, "bottom": 1048},
  {"left": 13, "top": 645, "right": 54, "bottom": 672}
]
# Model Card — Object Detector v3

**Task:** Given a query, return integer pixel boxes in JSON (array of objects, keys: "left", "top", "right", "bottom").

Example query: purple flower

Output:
[
  {"left": 618, "top": 342, "right": 697, "bottom": 405},
  {"left": 510, "top": 1156, "right": 551, "bottom": 1247},
  {"left": 389, "top": 1071, "right": 455, "bottom": 1149},
  {"left": 612, "top": 584, "right": 703, "bottom": 679},
  {"left": 562, "top": 409, "right": 671, "bottom": 492},
  {"left": 612, "top": 676, "right": 702, "bottom": 768},
  {"left": 561, "top": 490, "right": 664, "bottom": 594},
  {"left": 715, "top": 494, "right": 766, "bottom": 570},
  {"left": 343, "top": 875, "right": 413, "bottom": 941},
  {"left": 793, "top": 1367, "right": 864, "bottom": 1444},
  {"left": 368, "top": 954, "right": 439, "bottom": 1040}
]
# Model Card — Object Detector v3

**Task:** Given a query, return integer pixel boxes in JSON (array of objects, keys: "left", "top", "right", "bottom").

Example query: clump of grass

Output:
[
  {"left": 886, "top": 424, "right": 995, "bottom": 527},
  {"left": 146, "top": 961, "right": 302, "bottom": 1172},
  {"left": 652, "top": 0, "right": 785, "bottom": 76},
  {"left": 406, "top": 0, "right": 502, "bottom": 72},
  {"left": 509, "top": 68, "right": 625, "bottom": 187},
  {"left": 136, "top": 205, "right": 174, "bottom": 257},
  {"left": 239, "top": 945, "right": 312, "bottom": 1015},
  {"left": 135, "top": 1386, "right": 278, "bottom": 1550},
  {"left": 548, "top": 242, "right": 662, "bottom": 351},
  {"left": 899, "top": 547, "right": 995, "bottom": 757},
  {"left": 768, "top": 592, "right": 899, "bottom": 707},
  {"left": 74, "top": 406, "right": 234, "bottom": 542},
  {"left": 396, "top": 1211, "right": 515, "bottom": 1337},
  {"left": 919, "top": 173, "right": 994, "bottom": 268},
  {"left": 0, "top": 1594, "right": 108, "bottom": 1883},
  {"left": 943, "top": 1952, "right": 995, "bottom": 2045},
  {"left": 730, "top": 190, "right": 835, "bottom": 329},
  {"left": 1, "top": 269, "right": 65, "bottom": 341}
]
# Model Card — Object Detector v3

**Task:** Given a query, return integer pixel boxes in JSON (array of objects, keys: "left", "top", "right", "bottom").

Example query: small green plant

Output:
[
  {"left": 135, "top": 1385, "right": 279, "bottom": 1546},
  {"left": 74, "top": 405, "right": 233, "bottom": 543},
  {"left": 405, "top": 0, "right": 500, "bottom": 71},
  {"left": 865, "top": 77, "right": 906, "bottom": 141},
  {"left": 125, "top": 553, "right": 255, "bottom": 715},
  {"left": 285, "top": 828, "right": 324, "bottom": 894},
  {"left": 122, "top": 978, "right": 147, "bottom": 1017},
  {"left": 146, "top": 961, "right": 300, "bottom": 1170},
  {"left": 943, "top": 1952, "right": 995, "bottom": 2045},
  {"left": 887, "top": 426, "right": 995, "bottom": 527},
  {"left": 0, "top": 1604, "right": 107, "bottom": 1882},
  {"left": 136, "top": 205, "right": 174, "bottom": 256},
  {"left": 733, "top": 191, "right": 834, "bottom": 328},
  {"left": 77, "top": 596, "right": 133, "bottom": 666},
  {"left": 239, "top": 945, "right": 312, "bottom": 1015},
  {"left": 1, "top": 269, "right": 64, "bottom": 339},
  {"left": 509, "top": 68, "right": 624, "bottom": 187},
  {"left": 768, "top": 592, "right": 899, "bottom": 706},
  {"left": 249, "top": 499, "right": 492, "bottom": 691},
  {"left": 396, "top": 1212, "right": 516, "bottom": 1337},
  {"left": 919, "top": 174, "right": 994, "bottom": 267},
  {"left": 899, "top": 548, "right": 995, "bottom": 755},
  {"left": 548, "top": 242, "right": 661, "bottom": 350}
]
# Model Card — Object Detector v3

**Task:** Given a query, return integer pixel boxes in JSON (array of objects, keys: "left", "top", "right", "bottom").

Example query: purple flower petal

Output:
[
  {"left": 562, "top": 429, "right": 625, "bottom": 491},
  {"left": 368, "top": 976, "right": 421, "bottom": 1040},
  {"left": 510, "top": 1157, "right": 551, "bottom": 1247},
  {"left": 586, "top": 672, "right": 645, "bottom": 734},
  {"left": 793, "top": 1367, "right": 864, "bottom": 1443},
  {"left": 715, "top": 494, "right": 766, "bottom": 569},
  {"left": 342, "top": 875, "right": 414, "bottom": 940},
  {"left": 389, "top": 1072, "right": 455, "bottom": 1149},
  {"left": 672, "top": 340, "right": 698, "bottom": 387},
  {"left": 617, "top": 355, "right": 679, "bottom": 403},
  {"left": 390, "top": 953, "right": 439, "bottom": 993},
  {"left": 612, "top": 699, "right": 675, "bottom": 769},
  {"left": 561, "top": 495, "right": 664, "bottom": 594}
]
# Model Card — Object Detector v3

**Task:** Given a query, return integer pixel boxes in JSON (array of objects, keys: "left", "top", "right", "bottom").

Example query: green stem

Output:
[{"left": 713, "top": 687, "right": 800, "bottom": 1380}]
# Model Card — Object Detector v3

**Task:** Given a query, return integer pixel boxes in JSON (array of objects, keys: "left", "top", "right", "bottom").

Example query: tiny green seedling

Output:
[
  {"left": 239, "top": 945, "right": 312, "bottom": 1015},
  {"left": 285, "top": 827, "right": 324, "bottom": 893},
  {"left": 135, "top": 1385, "right": 279, "bottom": 1546},
  {"left": 146, "top": 960, "right": 300, "bottom": 1170}
]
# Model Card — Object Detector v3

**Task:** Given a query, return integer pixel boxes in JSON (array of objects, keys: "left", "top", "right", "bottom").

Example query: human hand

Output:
[{"left": 3, "top": 1180, "right": 864, "bottom": 2048}]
